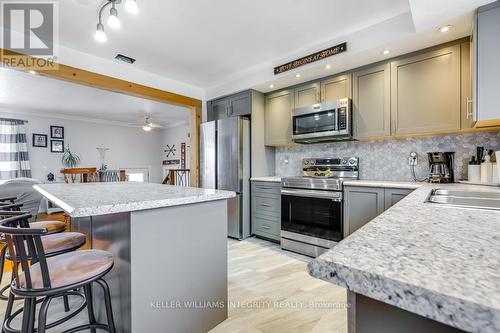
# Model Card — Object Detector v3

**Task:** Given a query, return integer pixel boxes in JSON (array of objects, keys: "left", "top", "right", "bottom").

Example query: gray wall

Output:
[
  {"left": 275, "top": 132, "right": 500, "bottom": 181},
  {"left": 0, "top": 111, "right": 164, "bottom": 183}
]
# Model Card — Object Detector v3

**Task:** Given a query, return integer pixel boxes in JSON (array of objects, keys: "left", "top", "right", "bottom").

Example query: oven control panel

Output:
[{"left": 302, "top": 157, "right": 359, "bottom": 178}]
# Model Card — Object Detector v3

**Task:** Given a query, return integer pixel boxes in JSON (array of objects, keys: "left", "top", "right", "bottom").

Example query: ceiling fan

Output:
[{"left": 129, "top": 115, "right": 164, "bottom": 131}]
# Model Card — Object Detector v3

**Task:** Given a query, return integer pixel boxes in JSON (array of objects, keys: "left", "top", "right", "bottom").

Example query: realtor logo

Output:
[{"left": 1, "top": 1, "right": 59, "bottom": 69}]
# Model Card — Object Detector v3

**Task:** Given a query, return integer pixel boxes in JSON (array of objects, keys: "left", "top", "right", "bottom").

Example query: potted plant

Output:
[
  {"left": 61, "top": 146, "right": 81, "bottom": 168},
  {"left": 61, "top": 146, "right": 81, "bottom": 183}
]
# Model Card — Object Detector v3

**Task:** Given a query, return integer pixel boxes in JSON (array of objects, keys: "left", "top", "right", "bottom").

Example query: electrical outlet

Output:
[{"left": 408, "top": 152, "right": 418, "bottom": 166}]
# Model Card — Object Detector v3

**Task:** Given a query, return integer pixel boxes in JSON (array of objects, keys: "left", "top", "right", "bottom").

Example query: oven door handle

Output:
[{"left": 281, "top": 188, "right": 342, "bottom": 201}]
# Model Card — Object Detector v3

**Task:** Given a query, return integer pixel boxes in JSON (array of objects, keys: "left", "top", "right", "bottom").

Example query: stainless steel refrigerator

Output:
[{"left": 200, "top": 117, "right": 251, "bottom": 239}]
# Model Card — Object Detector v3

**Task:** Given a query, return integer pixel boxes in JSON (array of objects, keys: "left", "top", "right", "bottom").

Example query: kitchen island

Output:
[
  {"left": 34, "top": 182, "right": 235, "bottom": 333},
  {"left": 308, "top": 183, "right": 500, "bottom": 333}
]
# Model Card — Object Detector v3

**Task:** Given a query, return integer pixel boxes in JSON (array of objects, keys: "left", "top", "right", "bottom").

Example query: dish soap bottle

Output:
[{"left": 480, "top": 152, "right": 493, "bottom": 184}]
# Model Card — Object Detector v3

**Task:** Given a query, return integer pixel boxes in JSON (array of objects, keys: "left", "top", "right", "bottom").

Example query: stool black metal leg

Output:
[
  {"left": 27, "top": 297, "right": 36, "bottom": 333},
  {"left": 0, "top": 244, "right": 6, "bottom": 285},
  {"left": 37, "top": 296, "right": 53, "bottom": 333},
  {"left": 84, "top": 284, "right": 97, "bottom": 333},
  {"left": 20, "top": 298, "right": 34, "bottom": 333},
  {"left": 2, "top": 291, "right": 15, "bottom": 333},
  {"left": 63, "top": 294, "right": 70, "bottom": 312},
  {"left": 96, "top": 278, "right": 116, "bottom": 333}
]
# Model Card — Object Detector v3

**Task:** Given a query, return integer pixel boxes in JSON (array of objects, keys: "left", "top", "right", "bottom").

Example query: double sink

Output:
[{"left": 426, "top": 188, "right": 500, "bottom": 210}]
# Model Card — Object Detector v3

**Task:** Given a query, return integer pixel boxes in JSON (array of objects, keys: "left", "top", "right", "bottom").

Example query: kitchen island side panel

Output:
[
  {"left": 72, "top": 213, "right": 132, "bottom": 333},
  {"left": 130, "top": 199, "right": 228, "bottom": 333}
]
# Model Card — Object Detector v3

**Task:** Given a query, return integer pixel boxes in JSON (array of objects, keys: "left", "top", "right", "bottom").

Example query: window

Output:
[
  {"left": 0, "top": 118, "right": 31, "bottom": 180},
  {"left": 123, "top": 168, "right": 149, "bottom": 182}
]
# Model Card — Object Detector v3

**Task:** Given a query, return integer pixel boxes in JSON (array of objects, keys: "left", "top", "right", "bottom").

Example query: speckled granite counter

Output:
[
  {"left": 34, "top": 182, "right": 235, "bottom": 217},
  {"left": 343, "top": 180, "right": 424, "bottom": 189},
  {"left": 308, "top": 183, "right": 500, "bottom": 333},
  {"left": 35, "top": 182, "right": 232, "bottom": 332},
  {"left": 250, "top": 176, "right": 282, "bottom": 183}
]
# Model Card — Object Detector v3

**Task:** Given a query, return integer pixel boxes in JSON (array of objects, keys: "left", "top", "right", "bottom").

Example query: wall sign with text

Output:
[{"left": 274, "top": 42, "right": 347, "bottom": 75}]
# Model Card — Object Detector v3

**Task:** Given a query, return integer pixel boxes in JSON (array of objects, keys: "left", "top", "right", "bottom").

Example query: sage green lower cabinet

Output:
[
  {"left": 251, "top": 181, "right": 281, "bottom": 242},
  {"left": 344, "top": 186, "right": 413, "bottom": 237},
  {"left": 384, "top": 188, "right": 413, "bottom": 210},
  {"left": 344, "top": 187, "right": 385, "bottom": 237}
]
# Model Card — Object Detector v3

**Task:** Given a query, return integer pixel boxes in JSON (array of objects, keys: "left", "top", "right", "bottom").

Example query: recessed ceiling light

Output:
[
  {"left": 28, "top": 70, "right": 37, "bottom": 75},
  {"left": 269, "top": 84, "right": 274, "bottom": 89},
  {"left": 382, "top": 49, "right": 390, "bottom": 55},
  {"left": 295, "top": 73, "right": 301, "bottom": 78},
  {"left": 125, "top": 0, "right": 139, "bottom": 14},
  {"left": 326, "top": 64, "right": 331, "bottom": 70},
  {"left": 438, "top": 25, "right": 453, "bottom": 33}
]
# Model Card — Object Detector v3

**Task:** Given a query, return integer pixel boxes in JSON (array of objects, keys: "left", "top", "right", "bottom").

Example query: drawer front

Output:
[
  {"left": 253, "top": 194, "right": 280, "bottom": 217},
  {"left": 252, "top": 182, "right": 281, "bottom": 195},
  {"left": 253, "top": 215, "right": 280, "bottom": 240}
]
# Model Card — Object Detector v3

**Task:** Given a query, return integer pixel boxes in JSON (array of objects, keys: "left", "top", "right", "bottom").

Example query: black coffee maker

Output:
[{"left": 427, "top": 152, "right": 455, "bottom": 183}]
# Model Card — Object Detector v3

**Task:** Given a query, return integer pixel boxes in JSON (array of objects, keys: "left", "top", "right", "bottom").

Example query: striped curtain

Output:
[{"left": 0, "top": 118, "right": 32, "bottom": 180}]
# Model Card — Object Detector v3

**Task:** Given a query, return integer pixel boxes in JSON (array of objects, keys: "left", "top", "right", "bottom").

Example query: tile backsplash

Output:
[{"left": 275, "top": 132, "right": 500, "bottom": 181}]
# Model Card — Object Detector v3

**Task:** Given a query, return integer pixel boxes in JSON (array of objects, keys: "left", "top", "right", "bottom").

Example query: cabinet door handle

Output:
[
  {"left": 466, "top": 97, "right": 473, "bottom": 120},
  {"left": 316, "top": 91, "right": 321, "bottom": 103},
  {"left": 260, "top": 203, "right": 272, "bottom": 207},
  {"left": 260, "top": 225, "right": 271, "bottom": 230}
]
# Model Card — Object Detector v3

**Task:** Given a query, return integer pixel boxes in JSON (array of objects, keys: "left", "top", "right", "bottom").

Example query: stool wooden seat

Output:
[
  {"left": 0, "top": 212, "right": 116, "bottom": 333},
  {"left": 29, "top": 220, "right": 66, "bottom": 234},
  {"left": 16, "top": 250, "right": 113, "bottom": 293},
  {"left": 5, "top": 232, "right": 86, "bottom": 261}
]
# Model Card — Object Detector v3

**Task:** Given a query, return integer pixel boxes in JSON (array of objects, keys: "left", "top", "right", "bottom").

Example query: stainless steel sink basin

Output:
[{"left": 426, "top": 188, "right": 500, "bottom": 210}]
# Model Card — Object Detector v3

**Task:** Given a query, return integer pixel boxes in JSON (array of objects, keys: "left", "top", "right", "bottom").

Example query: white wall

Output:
[
  {"left": 0, "top": 111, "right": 163, "bottom": 183},
  {"left": 160, "top": 123, "right": 190, "bottom": 179}
]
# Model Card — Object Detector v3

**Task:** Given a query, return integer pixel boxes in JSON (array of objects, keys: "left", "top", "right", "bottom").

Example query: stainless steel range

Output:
[{"left": 281, "top": 157, "right": 359, "bottom": 257}]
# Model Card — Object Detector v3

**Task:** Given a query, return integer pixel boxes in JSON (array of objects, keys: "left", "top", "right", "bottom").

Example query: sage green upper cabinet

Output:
[
  {"left": 353, "top": 64, "right": 391, "bottom": 138},
  {"left": 461, "top": 41, "right": 474, "bottom": 129},
  {"left": 320, "top": 74, "right": 352, "bottom": 102},
  {"left": 207, "top": 90, "right": 251, "bottom": 121},
  {"left": 391, "top": 45, "right": 461, "bottom": 134},
  {"left": 294, "top": 83, "right": 320, "bottom": 108},
  {"left": 228, "top": 91, "right": 252, "bottom": 117},
  {"left": 475, "top": 2, "right": 500, "bottom": 127},
  {"left": 265, "top": 89, "right": 293, "bottom": 146},
  {"left": 207, "top": 98, "right": 229, "bottom": 122}
]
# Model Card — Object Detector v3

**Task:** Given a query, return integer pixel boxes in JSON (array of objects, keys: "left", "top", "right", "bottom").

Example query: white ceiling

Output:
[
  {"left": 57, "top": 0, "right": 411, "bottom": 88},
  {"left": 0, "top": 68, "right": 190, "bottom": 127},
  {"left": 4, "top": 0, "right": 497, "bottom": 99}
]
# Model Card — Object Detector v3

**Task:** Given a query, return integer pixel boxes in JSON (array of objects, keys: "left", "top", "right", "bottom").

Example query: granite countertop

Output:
[
  {"left": 342, "top": 180, "right": 424, "bottom": 189},
  {"left": 308, "top": 183, "right": 500, "bottom": 333},
  {"left": 250, "top": 176, "right": 282, "bottom": 183},
  {"left": 34, "top": 182, "right": 236, "bottom": 218}
]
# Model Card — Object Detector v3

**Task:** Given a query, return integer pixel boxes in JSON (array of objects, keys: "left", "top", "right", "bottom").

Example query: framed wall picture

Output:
[
  {"left": 50, "top": 126, "right": 64, "bottom": 139},
  {"left": 50, "top": 140, "right": 64, "bottom": 153},
  {"left": 32, "top": 134, "right": 47, "bottom": 148}
]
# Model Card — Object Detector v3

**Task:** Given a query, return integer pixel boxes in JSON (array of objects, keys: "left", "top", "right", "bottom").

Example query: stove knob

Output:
[
  {"left": 342, "top": 158, "right": 347, "bottom": 164},
  {"left": 348, "top": 158, "right": 357, "bottom": 165},
  {"left": 304, "top": 160, "right": 309, "bottom": 165}
]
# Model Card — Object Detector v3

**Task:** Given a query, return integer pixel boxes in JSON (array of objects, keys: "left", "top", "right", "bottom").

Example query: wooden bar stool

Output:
[
  {"left": 0, "top": 212, "right": 116, "bottom": 333},
  {"left": 0, "top": 210, "right": 88, "bottom": 332},
  {"left": 0, "top": 202, "right": 66, "bottom": 301}
]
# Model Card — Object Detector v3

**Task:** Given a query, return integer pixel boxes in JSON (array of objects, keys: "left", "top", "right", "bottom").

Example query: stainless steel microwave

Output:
[{"left": 291, "top": 98, "right": 352, "bottom": 143}]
